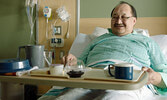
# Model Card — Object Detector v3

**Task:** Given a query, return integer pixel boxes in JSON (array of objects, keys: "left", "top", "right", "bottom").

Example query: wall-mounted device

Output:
[
  {"left": 43, "top": 6, "right": 52, "bottom": 47},
  {"left": 53, "top": 26, "right": 61, "bottom": 35},
  {"left": 43, "top": 6, "right": 52, "bottom": 18},
  {"left": 56, "top": 6, "right": 70, "bottom": 22},
  {"left": 50, "top": 38, "right": 64, "bottom": 47},
  {"left": 53, "top": 6, "right": 70, "bottom": 38}
]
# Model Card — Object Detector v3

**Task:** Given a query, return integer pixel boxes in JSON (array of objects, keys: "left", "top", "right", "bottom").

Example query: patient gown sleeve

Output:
[
  {"left": 148, "top": 39, "right": 167, "bottom": 95},
  {"left": 77, "top": 41, "right": 93, "bottom": 65}
]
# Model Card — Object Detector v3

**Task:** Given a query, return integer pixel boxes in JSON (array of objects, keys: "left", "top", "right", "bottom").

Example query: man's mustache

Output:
[{"left": 114, "top": 24, "right": 124, "bottom": 27}]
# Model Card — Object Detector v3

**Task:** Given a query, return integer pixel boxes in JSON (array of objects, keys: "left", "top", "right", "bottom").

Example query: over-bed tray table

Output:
[{"left": 0, "top": 69, "right": 148, "bottom": 90}]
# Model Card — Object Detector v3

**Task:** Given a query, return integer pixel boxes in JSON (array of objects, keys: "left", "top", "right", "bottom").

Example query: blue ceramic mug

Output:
[{"left": 108, "top": 63, "right": 133, "bottom": 80}]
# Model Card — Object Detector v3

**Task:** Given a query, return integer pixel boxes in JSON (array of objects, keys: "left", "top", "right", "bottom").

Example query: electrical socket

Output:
[
  {"left": 53, "top": 26, "right": 61, "bottom": 35},
  {"left": 59, "top": 50, "right": 64, "bottom": 59},
  {"left": 50, "top": 38, "right": 64, "bottom": 47}
]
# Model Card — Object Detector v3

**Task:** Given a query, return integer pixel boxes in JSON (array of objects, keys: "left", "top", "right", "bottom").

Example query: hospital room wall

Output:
[
  {"left": 80, "top": 0, "right": 167, "bottom": 35},
  {"left": 38, "top": 0, "right": 77, "bottom": 64},
  {"left": 80, "top": 0, "right": 167, "bottom": 18},
  {"left": 0, "top": 0, "right": 77, "bottom": 96},
  {"left": 0, "top": 0, "right": 77, "bottom": 64},
  {"left": 0, "top": 0, "right": 34, "bottom": 59}
]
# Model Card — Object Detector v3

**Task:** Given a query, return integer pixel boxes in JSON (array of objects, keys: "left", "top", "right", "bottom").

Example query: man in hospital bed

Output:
[
  {"left": 39, "top": 1, "right": 167, "bottom": 100},
  {"left": 61, "top": 1, "right": 167, "bottom": 100}
]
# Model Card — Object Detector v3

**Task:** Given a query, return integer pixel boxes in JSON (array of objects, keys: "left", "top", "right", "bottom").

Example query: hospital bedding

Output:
[{"left": 38, "top": 27, "right": 167, "bottom": 100}]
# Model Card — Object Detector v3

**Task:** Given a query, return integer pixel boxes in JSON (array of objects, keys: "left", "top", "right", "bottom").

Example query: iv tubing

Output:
[
  {"left": 65, "top": 20, "right": 70, "bottom": 39},
  {"left": 26, "top": 5, "right": 36, "bottom": 44},
  {"left": 45, "top": 18, "right": 50, "bottom": 50},
  {"left": 46, "top": 18, "right": 49, "bottom": 40}
]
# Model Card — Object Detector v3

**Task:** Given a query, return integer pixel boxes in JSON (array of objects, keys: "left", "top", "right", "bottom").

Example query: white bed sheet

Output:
[{"left": 38, "top": 87, "right": 166, "bottom": 100}]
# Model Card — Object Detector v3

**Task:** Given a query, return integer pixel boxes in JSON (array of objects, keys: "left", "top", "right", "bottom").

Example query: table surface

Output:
[{"left": 0, "top": 69, "right": 148, "bottom": 90}]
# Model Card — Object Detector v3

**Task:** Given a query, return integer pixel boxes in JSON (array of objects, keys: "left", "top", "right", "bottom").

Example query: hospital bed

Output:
[{"left": 38, "top": 27, "right": 167, "bottom": 100}]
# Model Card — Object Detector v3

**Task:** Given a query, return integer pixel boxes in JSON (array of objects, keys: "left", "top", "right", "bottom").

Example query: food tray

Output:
[
  {"left": 83, "top": 69, "right": 144, "bottom": 82},
  {"left": 30, "top": 68, "right": 68, "bottom": 78},
  {"left": 30, "top": 68, "right": 144, "bottom": 83}
]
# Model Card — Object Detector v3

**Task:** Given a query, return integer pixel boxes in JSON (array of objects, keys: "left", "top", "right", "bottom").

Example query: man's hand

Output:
[
  {"left": 142, "top": 67, "right": 162, "bottom": 86},
  {"left": 62, "top": 54, "right": 77, "bottom": 65}
]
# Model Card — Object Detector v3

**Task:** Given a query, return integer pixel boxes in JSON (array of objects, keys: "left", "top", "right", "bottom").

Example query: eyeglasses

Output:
[{"left": 112, "top": 16, "right": 133, "bottom": 21}]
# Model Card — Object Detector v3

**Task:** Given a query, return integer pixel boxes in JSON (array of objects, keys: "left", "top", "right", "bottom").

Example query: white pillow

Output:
[
  {"left": 69, "top": 33, "right": 91, "bottom": 58},
  {"left": 89, "top": 27, "right": 150, "bottom": 40},
  {"left": 151, "top": 35, "right": 167, "bottom": 59},
  {"left": 134, "top": 28, "right": 149, "bottom": 37},
  {"left": 89, "top": 27, "right": 109, "bottom": 40}
]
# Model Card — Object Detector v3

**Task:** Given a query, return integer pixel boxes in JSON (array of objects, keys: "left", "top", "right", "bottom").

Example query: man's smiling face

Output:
[{"left": 111, "top": 4, "right": 137, "bottom": 36}]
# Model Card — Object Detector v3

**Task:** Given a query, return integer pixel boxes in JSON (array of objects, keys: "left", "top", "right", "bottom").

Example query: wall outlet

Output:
[
  {"left": 50, "top": 38, "right": 64, "bottom": 47},
  {"left": 53, "top": 26, "right": 61, "bottom": 35},
  {"left": 59, "top": 50, "right": 64, "bottom": 59}
]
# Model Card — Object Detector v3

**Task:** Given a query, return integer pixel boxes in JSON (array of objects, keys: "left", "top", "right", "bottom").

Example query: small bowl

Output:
[{"left": 65, "top": 60, "right": 85, "bottom": 78}]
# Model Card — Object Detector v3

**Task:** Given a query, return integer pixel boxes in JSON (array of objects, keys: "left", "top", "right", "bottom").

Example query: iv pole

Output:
[
  {"left": 76, "top": 0, "right": 80, "bottom": 36},
  {"left": 36, "top": 1, "right": 39, "bottom": 45}
]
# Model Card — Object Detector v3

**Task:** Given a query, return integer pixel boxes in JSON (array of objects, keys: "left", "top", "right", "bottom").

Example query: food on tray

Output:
[{"left": 67, "top": 70, "right": 84, "bottom": 78}]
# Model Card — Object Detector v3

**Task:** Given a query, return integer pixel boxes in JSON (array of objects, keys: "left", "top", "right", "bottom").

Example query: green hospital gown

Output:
[{"left": 78, "top": 29, "right": 167, "bottom": 95}]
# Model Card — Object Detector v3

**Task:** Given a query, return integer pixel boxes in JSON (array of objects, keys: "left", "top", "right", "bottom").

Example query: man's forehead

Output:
[{"left": 113, "top": 4, "right": 132, "bottom": 15}]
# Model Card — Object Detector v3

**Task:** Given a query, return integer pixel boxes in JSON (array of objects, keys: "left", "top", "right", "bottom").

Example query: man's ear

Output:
[{"left": 133, "top": 17, "right": 137, "bottom": 25}]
